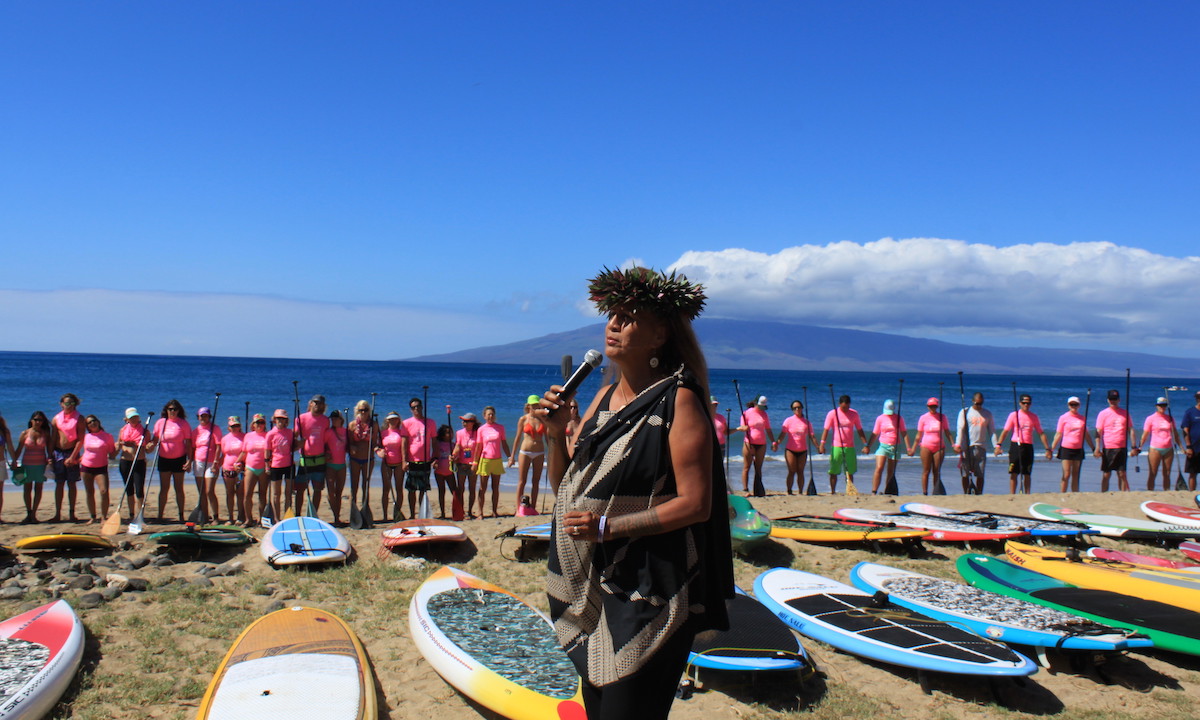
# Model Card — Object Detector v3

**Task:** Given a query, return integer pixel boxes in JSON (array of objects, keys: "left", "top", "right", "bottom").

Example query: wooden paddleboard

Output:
[
  {"left": 380, "top": 519, "right": 467, "bottom": 551},
  {"left": 261, "top": 516, "right": 351, "bottom": 567},
  {"left": 0, "top": 600, "right": 85, "bottom": 720},
  {"left": 849, "top": 561, "right": 1146, "bottom": 651},
  {"left": 196, "top": 606, "right": 376, "bottom": 720},
  {"left": 754, "top": 568, "right": 1037, "bottom": 676},
  {"left": 409, "top": 566, "right": 585, "bottom": 720},
  {"left": 14, "top": 534, "right": 114, "bottom": 551}
]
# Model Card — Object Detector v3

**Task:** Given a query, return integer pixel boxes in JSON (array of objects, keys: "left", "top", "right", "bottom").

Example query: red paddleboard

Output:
[
  {"left": 0, "top": 600, "right": 85, "bottom": 719},
  {"left": 1142, "top": 501, "right": 1200, "bottom": 528},
  {"left": 1088, "top": 546, "right": 1200, "bottom": 571},
  {"left": 1181, "top": 541, "right": 1200, "bottom": 563},
  {"left": 380, "top": 520, "right": 467, "bottom": 552}
]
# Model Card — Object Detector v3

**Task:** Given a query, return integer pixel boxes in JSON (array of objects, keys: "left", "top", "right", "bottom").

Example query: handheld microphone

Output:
[{"left": 547, "top": 349, "right": 603, "bottom": 417}]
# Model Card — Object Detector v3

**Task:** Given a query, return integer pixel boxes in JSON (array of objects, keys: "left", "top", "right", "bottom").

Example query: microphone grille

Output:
[{"left": 583, "top": 349, "right": 603, "bottom": 367}]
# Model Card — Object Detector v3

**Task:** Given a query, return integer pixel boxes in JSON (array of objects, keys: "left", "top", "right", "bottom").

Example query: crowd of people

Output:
[
  {"left": 720, "top": 389, "right": 1200, "bottom": 496},
  {"left": 0, "top": 392, "right": 589, "bottom": 526}
]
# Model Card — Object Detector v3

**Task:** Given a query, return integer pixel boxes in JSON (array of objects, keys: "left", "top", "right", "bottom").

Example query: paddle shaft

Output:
[
  {"left": 803, "top": 386, "right": 817, "bottom": 495},
  {"left": 1127, "top": 368, "right": 1139, "bottom": 472},
  {"left": 957, "top": 372, "right": 976, "bottom": 491}
]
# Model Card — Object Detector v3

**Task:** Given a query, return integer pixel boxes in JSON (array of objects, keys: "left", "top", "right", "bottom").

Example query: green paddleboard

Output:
[{"left": 149, "top": 525, "right": 254, "bottom": 547}]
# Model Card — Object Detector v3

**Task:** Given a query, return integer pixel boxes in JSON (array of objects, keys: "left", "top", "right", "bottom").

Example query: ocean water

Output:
[{"left": 1, "top": 351, "right": 1195, "bottom": 497}]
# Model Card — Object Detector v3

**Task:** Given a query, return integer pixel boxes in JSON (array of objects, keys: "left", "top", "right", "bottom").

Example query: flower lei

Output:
[{"left": 587, "top": 266, "right": 706, "bottom": 320}]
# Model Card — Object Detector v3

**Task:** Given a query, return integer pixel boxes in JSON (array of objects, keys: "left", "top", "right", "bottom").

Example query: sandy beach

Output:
[{"left": 2, "top": 485, "right": 1199, "bottom": 719}]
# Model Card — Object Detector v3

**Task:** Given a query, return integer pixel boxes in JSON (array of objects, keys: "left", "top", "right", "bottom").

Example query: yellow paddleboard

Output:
[
  {"left": 1005, "top": 540, "right": 1200, "bottom": 613},
  {"left": 770, "top": 515, "right": 930, "bottom": 543},
  {"left": 14, "top": 534, "right": 115, "bottom": 551},
  {"left": 197, "top": 606, "right": 377, "bottom": 720}
]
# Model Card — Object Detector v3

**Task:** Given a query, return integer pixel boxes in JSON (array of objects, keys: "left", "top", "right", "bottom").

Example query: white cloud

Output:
[
  {"left": 670, "top": 239, "right": 1200, "bottom": 353},
  {"left": 0, "top": 289, "right": 531, "bottom": 359}
]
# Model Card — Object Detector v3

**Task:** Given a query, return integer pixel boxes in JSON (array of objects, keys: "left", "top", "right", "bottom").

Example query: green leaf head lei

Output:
[{"left": 587, "top": 266, "right": 706, "bottom": 321}]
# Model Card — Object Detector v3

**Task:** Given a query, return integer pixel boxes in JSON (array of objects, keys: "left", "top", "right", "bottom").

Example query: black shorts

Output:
[
  {"left": 1100, "top": 448, "right": 1127, "bottom": 472},
  {"left": 1186, "top": 450, "right": 1200, "bottom": 475},
  {"left": 270, "top": 466, "right": 294, "bottom": 482},
  {"left": 1057, "top": 447, "right": 1085, "bottom": 461},
  {"left": 299, "top": 455, "right": 326, "bottom": 480},
  {"left": 1008, "top": 443, "right": 1034, "bottom": 475},
  {"left": 158, "top": 455, "right": 186, "bottom": 473},
  {"left": 405, "top": 461, "right": 432, "bottom": 492},
  {"left": 119, "top": 459, "right": 146, "bottom": 499},
  {"left": 52, "top": 449, "right": 80, "bottom": 484}
]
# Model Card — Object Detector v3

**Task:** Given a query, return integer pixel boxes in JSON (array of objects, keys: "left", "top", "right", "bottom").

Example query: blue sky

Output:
[{"left": 3, "top": 2, "right": 1198, "bottom": 359}]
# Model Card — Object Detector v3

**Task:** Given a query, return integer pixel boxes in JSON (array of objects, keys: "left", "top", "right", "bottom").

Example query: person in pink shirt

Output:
[
  {"left": 264, "top": 408, "right": 297, "bottom": 522},
  {"left": 773, "top": 400, "right": 817, "bottom": 494},
  {"left": 191, "top": 407, "right": 223, "bottom": 523},
  {"left": 50, "top": 393, "right": 84, "bottom": 523},
  {"left": 237, "top": 414, "right": 270, "bottom": 527},
  {"left": 472, "top": 406, "right": 510, "bottom": 518},
  {"left": 864, "top": 399, "right": 909, "bottom": 495},
  {"left": 1094, "top": 389, "right": 1139, "bottom": 492},
  {"left": 1050, "top": 396, "right": 1096, "bottom": 492},
  {"left": 295, "top": 395, "right": 331, "bottom": 518},
  {"left": 738, "top": 396, "right": 775, "bottom": 497},
  {"left": 433, "top": 424, "right": 456, "bottom": 519},
  {"left": 117, "top": 408, "right": 150, "bottom": 526},
  {"left": 995, "top": 394, "right": 1051, "bottom": 494},
  {"left": 151, "top": 399, "right": 193, "bottom": 523},
  {"left": 402, "top": 398, "right": 438, "bottom": 520},
  {"left": 452, "top": 413, "right": 480, "bottom": 518},
  {"left": 323, "top": 410, "right": 348, "bottom": 526},
  {"left": 376, "top": 411, "right": 408, "bottom": 520},
  {"left": 908, "top": 398, "right": 955, "bottom": 495},
  {"left": 218, "top": 415, "right": 245, "bottom": 525},
  {"left": 77, "top": 414, "right": 117, "bottom": 523},
  {"left": 1141, "top": 397, "right": 1182, "bottom": 491},
  {"left": 819, "top": 395, "right": 868, "bottom": 494}
]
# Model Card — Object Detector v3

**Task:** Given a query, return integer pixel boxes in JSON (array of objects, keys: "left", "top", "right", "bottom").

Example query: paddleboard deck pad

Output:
[
  {"left": 957, "top": 553, "right": 1200, "bottom": 656},
  {"left": 409, "top": 566, "right": 584, "bottom": 720},
  {"left": 0, "top": 600, "right": 85, "bottom": 720},
  {"left": 196, "top": 606, "right": 376, "bottom": 719},
  {"left": 261, "top": 516, "right": 351, "bottom": 566},
  {"left": 755, "top": 568, "right": 1036, "bottom": 676},
  {"left": 849, "top": 562, "right": 1146, "bottom": 651},
  {"left": 690, "top": 589, "right": 813, "bottom": 673}
]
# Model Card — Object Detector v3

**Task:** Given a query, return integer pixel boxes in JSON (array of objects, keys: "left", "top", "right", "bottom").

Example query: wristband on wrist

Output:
[{"left": 598, "top": 514, "right": 608, "bottom": 541}]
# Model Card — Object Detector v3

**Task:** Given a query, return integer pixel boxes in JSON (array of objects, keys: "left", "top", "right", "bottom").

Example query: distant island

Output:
[{"left": 406, "top": 319, "right": 1199, "bottom": 378}]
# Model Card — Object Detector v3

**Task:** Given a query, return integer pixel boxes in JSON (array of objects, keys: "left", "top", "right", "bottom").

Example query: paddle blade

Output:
[
  {"left": 932, "top": 479, "right": 946, "bottom": 496},
  {"left": 100, "top": 510, "right": 122, "bottom": 537},
  {"left": 306, "top": 497, "right": 317, "bottom": 518},
  {"left": 418, "top": 492, "right": 431, "bottom": 520},
  {"left": 883, "top": 475, "right": 899, "bottom": 496},
  {"left": 751, "top": 477, "right": 766, "bottom": 497},
  {"left": 187, "top": 504, "right": 207, "bottom": 526},
  {"left": 451, "top": 493, "right": 465, "bottom": 522},
  {"left": 360, "top": 502, "right": 374, "bottom": 529},
  {"left": 283, "top": 507, "right": 296, "bottom": 521},
  {"left": 845, "top": 478, "right": 859, "bottom": 497},
  {"left": 805, "top": 477, "right": 818, "bottom": 496},
  {"left": 261, "top": 502, "right": 275, "bottom": 529},
  {"left": 349, "top": 502, "right": 364, "bottom": 529},
  {"left": 128, "top": 508, "right": 145, "bottom": 536},
  {"left": 392, "top": 501, "right": 403, "bottom": 522},
  {"left": 1177, "top": 473, "right": 1188, "bottom": 491}
]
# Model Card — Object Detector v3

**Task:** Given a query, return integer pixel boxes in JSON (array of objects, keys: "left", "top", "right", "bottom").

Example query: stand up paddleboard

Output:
[
  {"left": 900, "top": 502, "right": 1095, "bottom": 538},
  {"left": 834, "top": 508, "right": 1029, "bottom": 543},
  {"left": 261, "top": 516, "right": 351, "bottom": 567},
  {"left": 849, "top": 561, "right": 1147, "bottom": 652},
  {"left": 770, "top": 514, "right": 930, "bottom": 543},
  {"left": 1181, "top": 541, "right": 1200, "bottom": 563},
  {"left": 1087, "top": 546, "right": 1200, "bottom": 571},
  {"left": 754, "top": 568, "right": 1037, "bottom": 678},
  {"left": 149, "top": 525, "right": 254, "bottom": 548},
  {"left": 196, "top": 606, "right": 376, "bottom": 720},
  {"left": 0, "top": 600, "right": 85, "bottom": 720},
  {"left": 380, "top": 519, "right": 467, "bottom": 553},
  {"left": 497, "top": 522, "right": 552, "bottom": 561},
  {"left": 14, "top": 533, "right": 114, "bottom": 552},
  {"left": 409, "top": 566, "right": 585, "bottom": 720},
  {"left": 689, "top": 587, "right": 812, "bottom": 677},
  {"left": 958, "top": 553, "right": 1200, "bottom": 656},
  {"left": 729, "top": 495, "right": 771, "bottom": 553},
  {"left": 1141, "top": 501, "right": 1200, "bottom": 528},
  {"left": 1028, "top": 503, "right": 1200, "bottom": 540}
]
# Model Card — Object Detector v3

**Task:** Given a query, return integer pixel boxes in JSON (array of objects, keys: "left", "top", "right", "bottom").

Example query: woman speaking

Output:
[{"left": 541, "top": 266, "right": 732, "bottom": 720}]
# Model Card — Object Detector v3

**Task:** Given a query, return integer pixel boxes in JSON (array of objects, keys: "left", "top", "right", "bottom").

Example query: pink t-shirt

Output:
[
  {"left": 297, "top": 412, "right": 331, "bottom": 456},
  {"left": 712, "top": 414, "right": 728, "bottom": 446},
  {"left": 192, "top": 423, "right": 223, "bottom": 463},
  {"left": 916, "top": 412, "right": 950, "bottom": 451},
  {"left": 153, "top": 417, "right": 193, "bottom": 459},
  {"left": 1096, "top": 407, "right": 1132, "bottom": 449},
  {"left": 220, "top": 432, "right": 245, "bottom": 471},
  {"left": 323, "top": 427, "right": 347, "bottom": 464},
  {"left": 781, "top": 415, "right": 812, "bottom": 452},
  {"left": 52, "top": 409, "right": 83, "bottom": 447},
  {"left": 80, "top": 431, "right": 115, "bottom": 467},
  {"left": 1003, "top": 410, "right": 1043, "bottom": 445},
  {"left": 871, "top": 414, "right": 907, "bottom": 446},
  {"left": 477, "top": 423, "right": 506, "bottom": 459},
  {"left": 404, "top": 417, "right": 437, "bottom": 463},
  {"left": 824, "top": 407, "right": 863, "bottom": 447},
  {"left": 265, "top": 427, "right": 294, "bottom": 468},
  {"left": 240, "top": 431, "right": 268, "bottom": 470},
  {"left": 380, "top": 425, "right": 408, "bottom": 464},
  {"left": 455, "top": 427, "right": 477, "bottom": 463},
  {"left": 1056, "top": 412, "right": 1087, "bottom": 450},
  {"left": 119, "top": 422, "right": 147, "bottom": 449},
  {"left": 742, "top": 407, "right": 770, "bottom": 445},
  {"left": 1144, "top": 412, "right": 1177, "bottom": 449},
  {"left": 435, "top": 439, "right": 453, "bottom": 476}
]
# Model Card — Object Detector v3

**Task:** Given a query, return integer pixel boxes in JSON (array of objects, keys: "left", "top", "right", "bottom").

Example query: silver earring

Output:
[{"left": 649, "top": 357, "right": 659, "bottom": 369}]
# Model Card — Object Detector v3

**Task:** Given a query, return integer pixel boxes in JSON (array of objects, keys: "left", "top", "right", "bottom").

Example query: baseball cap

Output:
[
  {"left": 883, "top": 399, "right": 895, "bottom": 415},
  {"left": 1067, "top": 396, "right": 1080, "bottom": 405},
  {"left": 273, "top": 408, "right": 289, "bottom": 420},
  {"left": 198, "top": 407, "right": 212, "bottom": 417},
  {"left": 1157, "top": 397, "right": 1169, "bottom": 406},
  {"left": 125, "top": 407, "right": 139, "bottom": 419},
  {"left": 926, "top": 397, "right": 939, "bottom": 406},
  {"left": 1107, "top": 389, "right": 1120, "bottom": 400},
  {"left": 526, "top": 394, "right": 541, "bottom": 406},
  {"left": 460, "top": 412, "right": 478, "bottom": 421},
  {"left": 756, "top": 396, "right": 768, "bottom": 407}
]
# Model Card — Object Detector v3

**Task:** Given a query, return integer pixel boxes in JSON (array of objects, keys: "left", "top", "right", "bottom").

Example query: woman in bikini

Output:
[
  {"left": 509, "top": 395, "right": 547, "bottom": 515},
  {"left": 347, "top": 400, "right": 377, "bottom": 519},
  {"left": 12, "top": 411, "right": 52, "bottom": 523}
]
